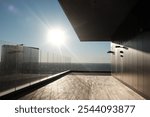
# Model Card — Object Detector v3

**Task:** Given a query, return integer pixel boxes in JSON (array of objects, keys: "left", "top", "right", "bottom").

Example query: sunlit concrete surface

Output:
[{"left": 19, "top": 73, "right": 145, "bottom": 100}]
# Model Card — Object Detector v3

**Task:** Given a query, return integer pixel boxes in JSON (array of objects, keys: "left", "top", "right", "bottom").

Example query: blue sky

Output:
[{"left": 0, "top": 0, "right": 110, "bottom": 63}]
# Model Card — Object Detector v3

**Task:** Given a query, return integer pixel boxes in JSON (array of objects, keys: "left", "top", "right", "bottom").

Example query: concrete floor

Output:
[{"left": 19, "top": 73, "right": 145, "bottom": 100}]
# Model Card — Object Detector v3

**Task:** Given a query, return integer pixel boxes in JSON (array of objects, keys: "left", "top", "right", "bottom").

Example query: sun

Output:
[{"left": 47, "top": 28, "right": 66, "bottom": 47}]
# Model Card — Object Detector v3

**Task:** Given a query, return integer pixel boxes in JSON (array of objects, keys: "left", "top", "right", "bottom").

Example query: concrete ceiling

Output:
[{"left": 59, "top": 0, "right": 139, "bottom": 41}]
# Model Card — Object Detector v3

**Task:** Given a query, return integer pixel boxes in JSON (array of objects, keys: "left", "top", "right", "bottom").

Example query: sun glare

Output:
[{"left": 47, "top": 28, "right": 66, "bottom": 47}]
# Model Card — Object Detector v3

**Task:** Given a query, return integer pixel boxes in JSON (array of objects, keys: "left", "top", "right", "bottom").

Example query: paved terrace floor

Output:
[{"left": 20, "top": 73, "right": 145, "bottom": 100}]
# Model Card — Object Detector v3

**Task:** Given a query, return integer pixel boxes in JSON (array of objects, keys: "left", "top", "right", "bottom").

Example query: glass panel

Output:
[{"left": 0, "top": 41, "right": 71, "bottom": 95}]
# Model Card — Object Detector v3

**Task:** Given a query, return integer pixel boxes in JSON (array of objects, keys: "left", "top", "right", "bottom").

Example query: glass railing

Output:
[
  {"left": 0, "top": 40, "right": 71, "bottom": 96},
  {"left": 0, "top": 40, "right": 111, "bottom": 97}
]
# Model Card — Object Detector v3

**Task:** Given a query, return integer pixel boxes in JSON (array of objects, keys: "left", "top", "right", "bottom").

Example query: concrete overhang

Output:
[{"left": 58, "top": 0, "right": 139, "bottom": 41}]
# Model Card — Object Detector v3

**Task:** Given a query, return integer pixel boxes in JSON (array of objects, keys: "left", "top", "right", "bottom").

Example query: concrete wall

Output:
[{"left": 111, "top": 32, "right": 150, "bottom": 99}]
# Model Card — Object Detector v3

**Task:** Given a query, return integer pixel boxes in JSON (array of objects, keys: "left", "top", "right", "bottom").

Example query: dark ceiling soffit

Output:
[
  {"left": 58, "top": 0, "right": 112, "bottom": 41},
  {"left": 58, "top": 0, "right": 139, "bottom": 41}
]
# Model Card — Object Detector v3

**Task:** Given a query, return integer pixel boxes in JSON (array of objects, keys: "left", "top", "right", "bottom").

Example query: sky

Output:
[{"left": 0, "top": 0, "right": 110, "bottom": 63}]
